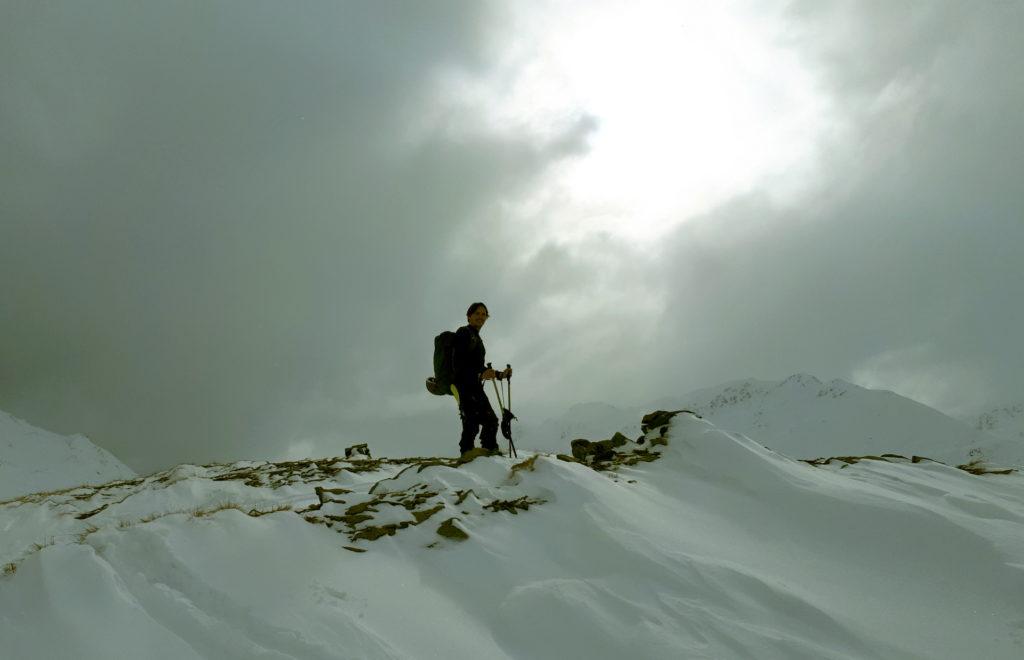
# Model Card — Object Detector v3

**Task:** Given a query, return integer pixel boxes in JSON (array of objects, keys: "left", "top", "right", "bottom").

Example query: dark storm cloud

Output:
[
  {"left": 0, "top": 1, "right": 593, "bottom": 470},
  {"left": 640, "top": 0, "right": 1024, "bottom": 414}
]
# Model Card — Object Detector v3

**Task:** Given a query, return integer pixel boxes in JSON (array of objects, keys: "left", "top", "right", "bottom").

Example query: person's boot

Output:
[{"left": 459, "top": 447, "right": 491, "bottom": 463}]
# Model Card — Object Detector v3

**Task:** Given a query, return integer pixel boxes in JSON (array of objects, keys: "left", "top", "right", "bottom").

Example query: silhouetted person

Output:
[{"left": 451, "top": 302, "right": 511, "bottom": 456}]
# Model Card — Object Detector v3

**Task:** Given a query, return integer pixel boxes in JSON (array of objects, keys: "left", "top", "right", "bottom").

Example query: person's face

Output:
[{"left": 468, "top": 306, "right": 489, "bottom": 330}]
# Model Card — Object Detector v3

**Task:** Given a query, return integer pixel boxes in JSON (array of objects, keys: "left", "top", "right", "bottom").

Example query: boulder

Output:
[
  {"left": 345, "top": 443, "right": 371, "bottom": 459},
  {"left": 640, "top": 410, "right": 698, "bottom": 434}
]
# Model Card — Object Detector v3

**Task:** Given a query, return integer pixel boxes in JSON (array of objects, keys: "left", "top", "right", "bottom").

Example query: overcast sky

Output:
[{"left": 3, "top": 0, "right": 1022, "bottom": 471}]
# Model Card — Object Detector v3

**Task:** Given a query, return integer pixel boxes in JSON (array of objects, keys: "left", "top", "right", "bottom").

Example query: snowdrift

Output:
[{"left": 2, "top": 412, "right": 1023, "bottom": 659}]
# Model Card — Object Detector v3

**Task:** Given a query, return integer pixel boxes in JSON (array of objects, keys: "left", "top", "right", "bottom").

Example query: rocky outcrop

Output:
[{"left": 564, "top": 410, "right": 697, "bottom": 470}]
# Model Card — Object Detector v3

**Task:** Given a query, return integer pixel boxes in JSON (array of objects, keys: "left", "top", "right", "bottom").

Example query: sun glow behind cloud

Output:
[{"left": 445, "top": 0, "right": 833, "bottom": 244}]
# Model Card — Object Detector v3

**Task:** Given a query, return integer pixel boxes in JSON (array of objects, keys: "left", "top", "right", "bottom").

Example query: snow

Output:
[
  {"left": 972, "top": 403, "right": 1024, "bottom": 441},
  {"left": 524, "top": 375, "right": 1023, "bottom": 467},
  {"left": 0, "top": 410, "right": 137, "bottom": 502},
  {"left": 2, "top": 407, "right": 1024, "bottom": 659},
  {"left": 665, "top": 374, "right": 1017, "bottom": 466}
]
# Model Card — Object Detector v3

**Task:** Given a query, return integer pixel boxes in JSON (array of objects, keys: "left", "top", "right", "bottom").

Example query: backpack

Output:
[{"left": 425, "top": 330, "right": 456, "bottom": 396}]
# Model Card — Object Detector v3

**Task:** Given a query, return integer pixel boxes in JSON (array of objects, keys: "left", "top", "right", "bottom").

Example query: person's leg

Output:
[
  {"left": 478, "top": 397, "right": 499, "bottom": 451},
  {"left": 456, "top": 387, "right": 481, "bottom": 454},
  {"left": 460, "top": 417, "right": 481, "bottom": 454}
]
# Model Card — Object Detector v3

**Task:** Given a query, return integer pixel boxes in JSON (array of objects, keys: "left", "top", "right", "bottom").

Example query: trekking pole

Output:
[
  {"left": 490, "top": 375, "right": 503, "bottom": 408},
  {"left": 489, "top": 365, "right": 512, "bottom": 457},
  {"left": 486, "top": 362, "right": 517, "bottom": 458},
  {"left": 488, "top": 363, "right": 505, "bottom": 408},
  {"left": 504, "top": 363, "right": 517, "bottom": 458},
  {"left": 506, "top": 363, "right": 512, "bottom": 410}
]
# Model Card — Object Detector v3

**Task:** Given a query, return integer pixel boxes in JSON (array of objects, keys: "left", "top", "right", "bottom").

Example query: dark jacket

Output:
[{"left": 452, "top": 324, "right": 486, "bottom": 391}]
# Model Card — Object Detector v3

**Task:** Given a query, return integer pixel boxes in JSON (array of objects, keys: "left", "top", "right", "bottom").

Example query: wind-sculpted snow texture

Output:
[{"left": 2, "top": 413, "right": 1024, "bottom": 659}]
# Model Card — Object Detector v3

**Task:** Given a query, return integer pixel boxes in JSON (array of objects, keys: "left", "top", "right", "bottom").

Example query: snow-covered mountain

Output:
[
  {"left": 667, "top": 374, "right": 1021, "bottom": 466},
  {"left": 0, "top": 410, "right": 137, "bottom": 502},
  {"left": 525, "top": 374, "right": 1021, "bottom": 467},
  {"left": 2, "top": 412, "right": 1022, "bottom": 659},
  {"left": 972, "top": 403, "right": 1024, "bottom": 441}
]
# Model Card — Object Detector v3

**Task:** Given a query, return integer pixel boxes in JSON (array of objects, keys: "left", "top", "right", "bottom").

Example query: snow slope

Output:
[
  {"left": 973, "top": 403, "right": 1024, "bottom": 441},
  {"left": 2, "top": 413, "right": 1022, "bottom": 659},
  {"left": 525, "top": 375, "right": 1021, "bottom": 467},
  {"left": 0, "top": 410, "right": 136, "bottom": 501},
  {"left": 664, "top": 374, "right": 1018, "bottom": 466}
]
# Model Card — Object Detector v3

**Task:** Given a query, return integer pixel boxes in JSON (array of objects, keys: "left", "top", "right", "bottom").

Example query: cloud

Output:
[
  {"left": 637, "top": 0, "right": 1024, "bottom": 406},
  {"left": 851, "top": 345, "right": 993, "bottom": 418},
  {"left": 2, "top": 1, "right": 1021, "bottom": 471},
  {"left": 0, "top": 1, "right": 592, "bottom": 471}
]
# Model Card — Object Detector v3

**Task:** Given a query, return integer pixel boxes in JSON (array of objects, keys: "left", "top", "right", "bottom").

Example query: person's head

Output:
[{"left": 466, "top": 302, "right": 489, "bottom": 330}]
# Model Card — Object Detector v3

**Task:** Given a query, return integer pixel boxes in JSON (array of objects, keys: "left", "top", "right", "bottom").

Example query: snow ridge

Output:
[{"left": 3, "top": 411, "right": 1023, "bottom": 659}]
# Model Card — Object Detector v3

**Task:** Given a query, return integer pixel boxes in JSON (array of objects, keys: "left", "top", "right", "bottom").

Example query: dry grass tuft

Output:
[
  {"left": 247, "top": 503, "right": 293, "bottom": 517},
  {"left": 77, "top": 525, "right": 100, "bottom": 543},
  {"left": 190, "top": 503, "right": 245, "bottom": 518},
  {"left": 32, "top": 538, "right": 55, "bottom": 551},
  {"left": 510, "top": 455, "right": 539, "bottom": 474},
  {"left": 958, "top": 460, "right": 1016, "bottom": 476}
]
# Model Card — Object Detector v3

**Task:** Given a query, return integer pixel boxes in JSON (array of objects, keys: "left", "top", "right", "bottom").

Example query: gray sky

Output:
[{"left": 3, "top": 0, "right": 1022, "bottom": 472}]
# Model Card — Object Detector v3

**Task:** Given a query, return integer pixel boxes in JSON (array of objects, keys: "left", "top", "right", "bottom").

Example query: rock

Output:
[
  {"left": 571, "top": 434, "right": 629, "bottom": 464},
  {"left": 345, "top": 443, "right": 371, "bottom": 459},
  {"left": 564, "top": 414, "right": 676, "bottom": 472},
  {"left": 437, "top": 518, "right": 469, "bottom": 541},
  {"left": 640, "top": 410, "right": 697, "bottom": 434},
  {"left": 609, "top": 432, "right": 631, "bottom": 446}
]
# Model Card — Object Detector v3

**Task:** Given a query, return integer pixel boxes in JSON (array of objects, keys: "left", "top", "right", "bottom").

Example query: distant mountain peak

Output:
[
  {"left": 779, "top": 373, "right": 823, "bottom": 388},
  {"left": 659, "top": 375, "right": 1018, "bottom": 467}
]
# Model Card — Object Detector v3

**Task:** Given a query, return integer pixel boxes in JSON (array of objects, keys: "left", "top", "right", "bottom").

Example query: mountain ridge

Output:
[
  {"left": 527, "top": 374, "right": 1020, "bottom": 467},
  {"left": 2, "top": 410, "right": 1022, "bottom": 659},
  {"left": 0, "top": 411, "right": 137, "bottom": 501}
]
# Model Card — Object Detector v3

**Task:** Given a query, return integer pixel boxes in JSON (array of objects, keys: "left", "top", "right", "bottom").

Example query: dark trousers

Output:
[{"left": 454, "top": 383, "right": 498, "bottom": 453}]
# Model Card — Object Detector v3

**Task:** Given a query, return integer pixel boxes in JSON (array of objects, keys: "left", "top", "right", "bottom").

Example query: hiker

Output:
[{"left": 452, "top": 302, "right": 511, "bottom": 456}]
